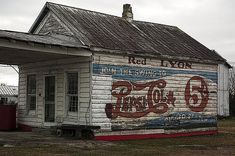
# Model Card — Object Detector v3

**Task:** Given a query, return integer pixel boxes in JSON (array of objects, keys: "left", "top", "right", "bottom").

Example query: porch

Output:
[{"left": 0, "top": 30, "right": 92, "bottom": 128}]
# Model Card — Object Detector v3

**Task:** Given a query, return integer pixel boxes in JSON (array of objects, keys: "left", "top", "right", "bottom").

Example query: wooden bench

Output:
[{"left": 53, "top": 124, "right": 100, "bottom": 139}]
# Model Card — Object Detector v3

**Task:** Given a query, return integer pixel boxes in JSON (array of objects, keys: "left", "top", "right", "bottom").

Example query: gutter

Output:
[{"left": 89, "top": 46, "right": 226, "bottom": 65}]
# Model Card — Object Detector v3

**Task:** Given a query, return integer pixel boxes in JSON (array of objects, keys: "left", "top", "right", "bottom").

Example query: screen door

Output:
[{"left": 44, "top": 76, "right": 55, "bottom": 122}]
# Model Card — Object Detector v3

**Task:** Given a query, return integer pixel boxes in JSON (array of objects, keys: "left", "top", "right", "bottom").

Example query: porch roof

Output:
[{"left": 0, "top": 30, "right": 91, "bottom": 65}]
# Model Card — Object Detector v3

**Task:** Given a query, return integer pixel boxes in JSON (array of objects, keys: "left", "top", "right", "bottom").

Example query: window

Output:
[
  {"left": 0, "top": 97, "right": 7, "bottom": 104},
  {"left": 27, "top": 75, "right": 36, "bottom": 110},
  {"left": 67, "top": 72, "right": 78, "bottom": 112}
]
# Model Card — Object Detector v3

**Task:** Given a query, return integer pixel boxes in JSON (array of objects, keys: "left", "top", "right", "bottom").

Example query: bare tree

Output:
[{"left": 229, "top": 64, "right": 235, "bottom": 116}]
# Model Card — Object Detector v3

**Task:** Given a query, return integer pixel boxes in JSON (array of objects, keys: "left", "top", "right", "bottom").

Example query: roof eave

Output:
[
  {"left": 225, "top": 62, "right": 233, "bottom": 68},
  {"left": 90, "top": 46, "right": 225, "bottom": 65},
  {"left": 28, "top": 2, "right": 50, "bottom": 33}
]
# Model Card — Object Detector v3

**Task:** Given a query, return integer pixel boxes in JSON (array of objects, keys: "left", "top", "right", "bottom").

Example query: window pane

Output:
[
  {"left": 27, "top": 75, "right": 36, "bottom": 94},
  {"left": 67, "top": 72, "right": 78, "bottom": 112},
  {"left": 27, "top": 75, "right": 36, "bottom": 110},
  {"left": 1, "top": 97, "right": 7, "bottom": 104},
  {"left": 68, "top": 96, "right": 78, "bottom": 112},
  {"left": 28, "top": 96, "right": 36, "bottom": 110},
  {"left": 67, "top": 73, "right": 78, "bottom": 94},
  {"left": 45, "top": 76, "right": 55, "bottom": 101}
]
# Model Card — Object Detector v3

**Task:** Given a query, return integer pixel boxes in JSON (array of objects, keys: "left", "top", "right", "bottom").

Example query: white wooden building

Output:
[{"left": 0, "top": 2, "right": 230, "bottom": 140}]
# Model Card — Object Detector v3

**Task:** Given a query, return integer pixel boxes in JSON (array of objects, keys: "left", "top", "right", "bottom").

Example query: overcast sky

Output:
[{"left": 0, "top": 0, "right": 235, "bottom": 85}]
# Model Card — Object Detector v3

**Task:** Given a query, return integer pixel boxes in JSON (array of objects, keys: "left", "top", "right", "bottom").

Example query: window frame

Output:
[
  {"left": 26, "top": 74, "right": 37, "bottom": 111},
  {"left": 1, "top": 97, "right": 8, "bottom": 104},
  {"left": 66, "top": 72, "right": 79, "bottom": 112}
]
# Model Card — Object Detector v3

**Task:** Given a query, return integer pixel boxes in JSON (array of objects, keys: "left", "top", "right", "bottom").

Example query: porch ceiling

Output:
[
  {"left": 0, "top": 30, "right": 91, "bottom": 65},
  {"left": 0, "top": 46, "right": 77, "bottom": 65}
]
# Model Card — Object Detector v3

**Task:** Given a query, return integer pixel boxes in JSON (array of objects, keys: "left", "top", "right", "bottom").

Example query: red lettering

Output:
[
  {"left": 185, "top": 62, "right": 192, "bottom": 69},
  {"left": 169, "top": 61, "right": 177, "bottom": 68},
  {"left": 161, "top": 60, "right": 193, "bottom": 69},
  {"left": 128, "top": 56, "right": 136, "bottom": 64},
  {"left": 128, "top": 56, "right": 147, "bottom": 65},
  {"left": 136, "top": 59, "right": 141, "bottom": 64},
  {"left": 153, "top": 90, "right": 160, "bottom": 103},
  {"left": 178, "top": 62, "right": 185, "bottom": 68},
  {"left": 185, "top": 76, "right": 209, "bottom": 112},
  {"left": 161, "top": 60, "right": 167, "bottom": 67},
  {"left": 105, "top": 80, "right": 175, "bottom": 119},
  {"left": 142, "top": 58, "right": 146, "bottom": 65}
]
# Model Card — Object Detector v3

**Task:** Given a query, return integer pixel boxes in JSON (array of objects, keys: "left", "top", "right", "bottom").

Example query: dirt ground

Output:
[{"left": 0, "top": 118, "right": 235, "bottom": 156}]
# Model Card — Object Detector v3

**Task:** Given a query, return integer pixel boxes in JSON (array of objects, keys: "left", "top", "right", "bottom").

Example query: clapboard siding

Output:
[
  {"left": 91, "top": 53, "right": 218, "bottom": 131},
  {"left": 93, "top": 53, "right": 218, "bottom": 72},
  {"left": 218, "top": 64, "right": 230, "bottom": 116},
  {"left": 18, "top": 57, "right": 91, "bottom": 127}
]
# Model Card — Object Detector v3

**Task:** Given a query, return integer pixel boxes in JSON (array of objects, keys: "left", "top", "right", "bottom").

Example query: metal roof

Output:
[
  {"left": 29, "top": 2, "right": 225, "bottom": 63},
  {"left": 0, "top": 29, "right": 84, "bottom": 48},
  {"left": 0, "top": 29, "right": 91, "bottom": 65},
  {"left": 0, "top": 84, "right": 18, "bottom": 96}
]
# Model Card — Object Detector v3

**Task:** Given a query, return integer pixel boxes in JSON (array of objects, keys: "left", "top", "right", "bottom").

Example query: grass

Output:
[{"left": 0, "top": 118, "right": 235, "bottom": 156}]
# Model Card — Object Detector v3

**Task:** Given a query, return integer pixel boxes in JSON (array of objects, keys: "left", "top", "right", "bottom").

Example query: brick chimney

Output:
[{"left": 122, "top": 4, "right": 133, "bottom": 22}]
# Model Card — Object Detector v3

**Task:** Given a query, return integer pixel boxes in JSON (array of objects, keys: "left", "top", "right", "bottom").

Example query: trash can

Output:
[{"left": 0, "top": 105, "right": 16, "bottom": 130}]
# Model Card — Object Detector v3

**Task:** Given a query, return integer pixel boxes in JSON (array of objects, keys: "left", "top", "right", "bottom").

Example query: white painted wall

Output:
[
  {"left": 18, "top": 57, "right": 91, "bottom": 127},
  {"left": 218, "top": 64, "right": 230, "bottom": 116},
  {"left": 91, "top": 53, "right": 218, "bottom": 132}
]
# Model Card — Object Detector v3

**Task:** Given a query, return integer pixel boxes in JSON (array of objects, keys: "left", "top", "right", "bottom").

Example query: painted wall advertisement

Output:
[{"left": 93, "top": 57, "right": 217, "bottom": 130}]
